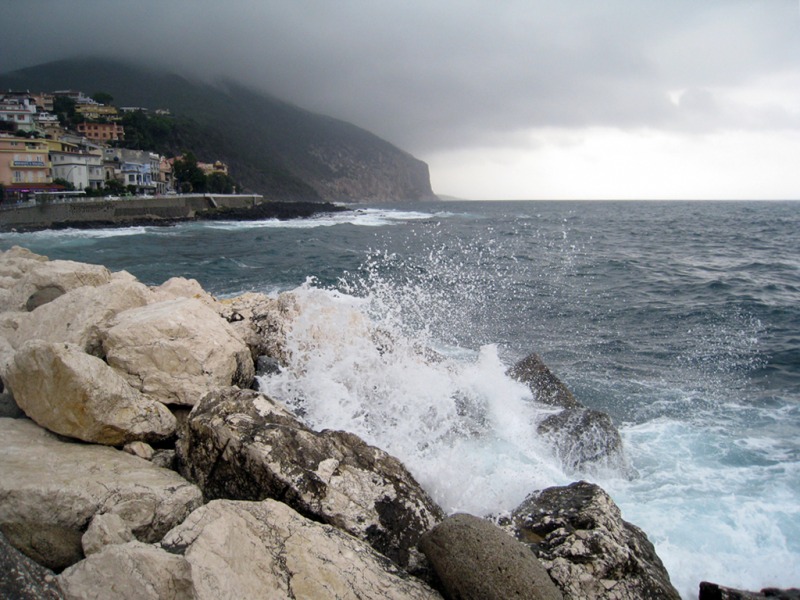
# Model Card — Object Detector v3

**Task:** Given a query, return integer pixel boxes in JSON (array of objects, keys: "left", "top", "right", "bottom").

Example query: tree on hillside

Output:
[
  {"left": 207, "top": 172, "right": 237, "bottom": 194},
  {"left": 53, "top": 96, "right": 77, "bottom": 129},
  {"left": 91, "top": 91, "right": 114, "bottom": 105},
  {"left": 172, "top": 152, "right": 207, "bottom": 193}
]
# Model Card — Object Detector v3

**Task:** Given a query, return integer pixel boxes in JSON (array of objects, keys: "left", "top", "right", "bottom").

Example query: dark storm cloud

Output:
[{"left": 2, "top": 1, "right": 799, "bottom": 153}]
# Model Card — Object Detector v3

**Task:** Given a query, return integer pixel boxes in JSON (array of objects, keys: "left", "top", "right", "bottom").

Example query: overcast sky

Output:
[{"left": 2, "top": 1, "right": 800, "bottom": 199}]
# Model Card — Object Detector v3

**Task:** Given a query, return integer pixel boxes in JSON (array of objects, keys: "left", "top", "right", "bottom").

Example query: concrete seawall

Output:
[{"left": 0, "top": 194, "right": 263, "bottom": 230}]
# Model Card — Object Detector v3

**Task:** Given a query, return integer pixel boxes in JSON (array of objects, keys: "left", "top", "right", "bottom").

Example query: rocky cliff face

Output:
[{"left": 307, "top": 141, "right": 436, "bottom": 202}]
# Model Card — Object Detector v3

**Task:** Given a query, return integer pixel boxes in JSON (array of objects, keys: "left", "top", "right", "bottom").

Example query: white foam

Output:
[
  {"left": 605, "top": 418, "right": 800, "bottom": 598},
  {"left": 258, "top": 284, "right": 569, "bottom": 515},
  {"left": 201, "top": 207, "right": 438, "bottom": 231}
]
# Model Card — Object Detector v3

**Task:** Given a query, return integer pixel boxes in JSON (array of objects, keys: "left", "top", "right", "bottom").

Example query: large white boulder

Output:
[
  {"left": 0, "top": 247, "right": 112, "bottom": 312},
  {"left": 0, "top": 419, "right": 202, "bottom": 571},
  {"left": 5, "top": 340, "right": 176, "bottom": 445},
  {"left": 59, "top": 541, "right": 193, "bottom": 600},
  {"left": 59, "top": 499, "right": 442, "bottom": 600},
  {"left": 9, "top": 279, "right": 156, "bottom": 355},
  {"left": 102, "top": 298, "right": 255, "bottom": 406}
]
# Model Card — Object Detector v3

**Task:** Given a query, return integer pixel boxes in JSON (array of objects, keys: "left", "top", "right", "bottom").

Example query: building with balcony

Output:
[
  {"left": 0, "top": 136, "right": 54, "bottom": 202},
  {"left": 77, "top": 121, "right": 124, "bottom": 142},
  {"left": 50, "top": 150, "right": 104, "bottom": 191},
  {"left": 0, "top": 95, "right": 38, "bottom": 133},
  {"left": 103, "top": 148, "right": 160, "bottom": 194}
]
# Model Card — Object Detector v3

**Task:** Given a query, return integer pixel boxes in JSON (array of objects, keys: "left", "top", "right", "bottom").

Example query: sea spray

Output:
[{"left": 258, "top": 282, "right": 572, "bottom": 515}]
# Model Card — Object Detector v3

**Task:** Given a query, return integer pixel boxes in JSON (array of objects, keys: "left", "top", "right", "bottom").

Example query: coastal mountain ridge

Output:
[{"left": 0, "top": 58, "right": 437, "bottom": 202}]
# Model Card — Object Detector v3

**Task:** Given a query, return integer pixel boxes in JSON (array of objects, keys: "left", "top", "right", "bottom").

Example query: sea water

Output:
[{"left": 3, "top": 200, "right": 799, "bottom": 598}]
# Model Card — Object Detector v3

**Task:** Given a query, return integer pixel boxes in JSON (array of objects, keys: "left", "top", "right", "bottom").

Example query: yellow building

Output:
[{"left": 0, "top": 136, "right": 54, "bottom": 202}]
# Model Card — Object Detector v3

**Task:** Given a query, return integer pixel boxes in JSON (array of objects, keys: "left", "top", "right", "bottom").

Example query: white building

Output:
[{"left": 50, "top": 151, "right": 104, "bottom": 191}]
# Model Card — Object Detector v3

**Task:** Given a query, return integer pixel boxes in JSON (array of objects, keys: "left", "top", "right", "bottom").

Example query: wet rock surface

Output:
[
  {"left": 512, "top": 481, "right": 680, "bottom": 600},
  {"left": 177, "top": 386, "right": 444, "bottom": 571},
  {"left": 509, "top": 352, "right": 630, "bottom": 475},
  {"left": 699, "top": 582, "right": 800, "bottom": 600}
]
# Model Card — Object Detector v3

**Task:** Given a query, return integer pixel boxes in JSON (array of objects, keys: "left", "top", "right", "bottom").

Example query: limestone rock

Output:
[
  {"left": 10, "top": 279, "right": 155, "bottom": 355},
  {"left": 102, "top": 298, "right": 255, "bottom": 406},
  {"left": 162, "top": 499, "right": 441, "bottom": 600},
  {"left": 0, "top": 419, "right": 202, "bottom": 570},
  {"left": 58, "top": 541, "right": 193, "bottom": 600},
  {"left": 152, "top": 276, "right": 217, "bottom": 307},
  {"left": 419, "top": 513, "right": 563, "bottom": 600},
  {"left": 81, "top": 513, "right": 135, "bottom": 556},
  {"left": 512, "top": 481, "right": 680, "bottom": 600},
  {"left": 0, "top": 530, "right": 63, "bottom": 600},
  {"left": 218, "top": 291, "right": 294, "bottom": 364},
  {"left": 123, "top": 441, "right": 155, "bottom": 461},
  {"left": 59, "top": 500, "right": 440, "bottom": 600},
  {"left": 177, "top": 387, "right": 443, "bottom": 571},
  {"left": 0, "top": 247, "right": 111, "bottom": 313},
  {"left": 6, "top": 340, "right": 176, "bottom": 445}
]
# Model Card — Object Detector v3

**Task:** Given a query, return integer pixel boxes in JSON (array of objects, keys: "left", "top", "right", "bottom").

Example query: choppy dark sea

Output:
[{"left": 2, "top": 200, "right": 798, "bottom": 598}]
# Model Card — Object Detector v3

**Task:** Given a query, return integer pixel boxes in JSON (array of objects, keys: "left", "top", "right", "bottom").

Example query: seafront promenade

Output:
[{"left": 0, "top": 193, "right": 263, "bottom": 231}]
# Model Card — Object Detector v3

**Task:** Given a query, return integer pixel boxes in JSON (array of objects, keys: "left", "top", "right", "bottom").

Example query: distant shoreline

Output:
[{"left": 0, "top": 196, "right": 349, "bottom": 233}]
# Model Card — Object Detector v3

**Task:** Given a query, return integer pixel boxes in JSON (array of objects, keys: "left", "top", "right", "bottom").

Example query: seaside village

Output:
[{"left": 0, "top": 89, "right": 230, "bottom": 204}]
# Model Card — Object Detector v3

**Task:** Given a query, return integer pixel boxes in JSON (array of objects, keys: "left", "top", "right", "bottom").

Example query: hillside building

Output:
[{"left": 77, "top": 121, "right": 124, "bottom": 142}]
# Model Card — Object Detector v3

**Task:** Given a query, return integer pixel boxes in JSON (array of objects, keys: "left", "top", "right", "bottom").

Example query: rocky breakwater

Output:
[{"left": 0, "top": 245, "right": 681, "bottom": 599}]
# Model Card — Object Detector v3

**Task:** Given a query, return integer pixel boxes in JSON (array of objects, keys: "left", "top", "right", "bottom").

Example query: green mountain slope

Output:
[{"left": 0, "top": 58, "right": 437, "bottom": 202}]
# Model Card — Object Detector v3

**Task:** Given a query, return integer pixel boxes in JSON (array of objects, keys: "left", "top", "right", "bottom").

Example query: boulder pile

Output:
[{"left": 0, "top": 246, "right": 683, "bottom": 599}]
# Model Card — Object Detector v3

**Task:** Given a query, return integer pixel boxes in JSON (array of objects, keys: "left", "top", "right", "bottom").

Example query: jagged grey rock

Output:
[
  {"left": 102, "top": 297, "right": 255, "bottom": 406},
  {"left": 0, "top": 391, "right": 23, "bottom": 418},
  {"left": 419, "top": 512, "right": 563, "bottom": 600},
  {"left": 512, "top": 481, "right": 680, "bottom": 600},
  {"left": 5, "top": 340, "right": 176, "bottom": 445},
  {"left": 177, "top": 386, "right": 444, "bottom": 571},
  {"left": 508, "top": 352, "right": 629, "bottom": 475},
  {"left": 58, "top": 541, "right": 193, "bottom": 600},
  {"left": 0, "top": 418, "right": 202, "bottom": 571},
  {"left": 508, "top": 352, "right": 581, "bottom": 409},
  {"left": 537, "top": 407, "right": 627, "bottom": 474},
  {"left": 0, "top": 530, "right": 63, "bottom": 599}
]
